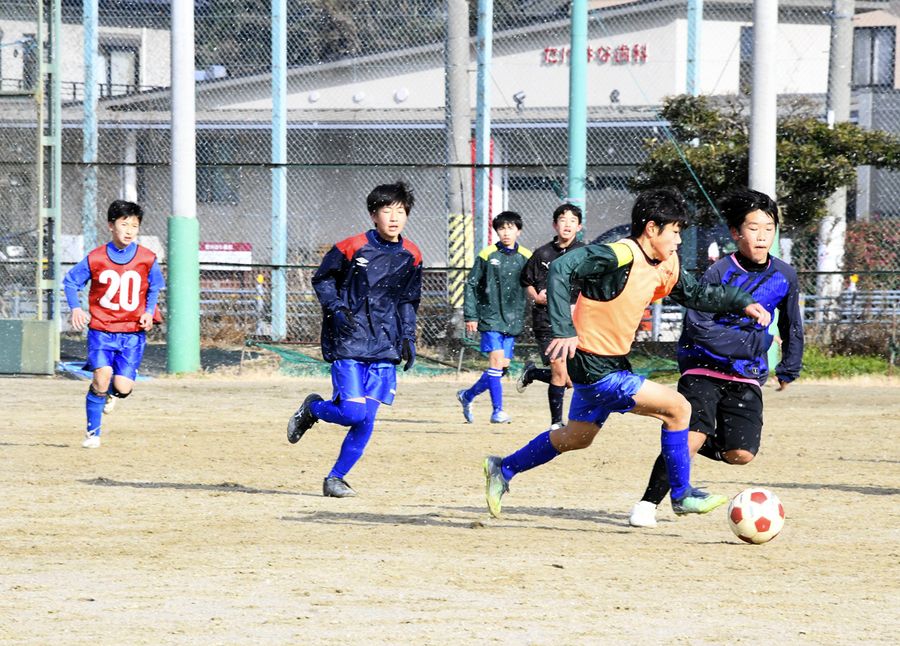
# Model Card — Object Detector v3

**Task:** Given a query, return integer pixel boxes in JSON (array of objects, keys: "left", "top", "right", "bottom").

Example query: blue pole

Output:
[
  {"left": 474, "top": 0, "right": 492, "bottom": 252},
  {"left": 567, "top": 0, "right": 588, "bottom": 221},
  {"left": 271, "top": 0, "right": 287, "bottom": 340},
  {"left": 686, "top": 0, "right": 703, "bottom": 96},
  {"left": 82, "top": 0, "right": 98, "bottom": 252}
]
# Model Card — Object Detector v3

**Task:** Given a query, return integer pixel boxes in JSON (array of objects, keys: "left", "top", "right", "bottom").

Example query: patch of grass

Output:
[{"left": 802, "top": 345, "right": 890, "bottom": 378}]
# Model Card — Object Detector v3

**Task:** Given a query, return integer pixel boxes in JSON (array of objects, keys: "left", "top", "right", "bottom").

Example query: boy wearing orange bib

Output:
[{"left": 482, "top": 189, "right": 771, "bottom": 519}]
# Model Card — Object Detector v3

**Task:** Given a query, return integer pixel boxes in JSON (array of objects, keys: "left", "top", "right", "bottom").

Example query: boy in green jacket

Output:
[{"left": 457, "top": 211, "right": 531, "bottom": 424}]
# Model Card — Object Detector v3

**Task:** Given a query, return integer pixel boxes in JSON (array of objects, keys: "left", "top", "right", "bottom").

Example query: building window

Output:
[
  {"left": 739, "top": 26, "right": 753, "bottom": 95},
  {"left": 99, "top": 44, "right": 139, "bottom": 96},
  {"left": 853, "top": 26, "right": 895, "bottom": 88},
  {"left": 197, "top": 136, "right": 241, "bottom": 205}
]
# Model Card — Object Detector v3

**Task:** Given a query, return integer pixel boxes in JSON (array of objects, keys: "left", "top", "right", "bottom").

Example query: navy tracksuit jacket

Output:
[{"left": 313, "top": 229, "right": 423, "bottom": 364}]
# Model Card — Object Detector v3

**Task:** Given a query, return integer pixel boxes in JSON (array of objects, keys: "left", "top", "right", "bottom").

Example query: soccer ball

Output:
[{"left": 727, "top": 488, "right": 785, "bottom": 544}]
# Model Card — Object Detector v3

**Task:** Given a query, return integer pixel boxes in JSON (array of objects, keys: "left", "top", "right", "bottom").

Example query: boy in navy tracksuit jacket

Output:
[
  {"left": 629, "top": 188, "right": 804, "bottom": 528},
  {"left": 287, "top": 182, "right": 423, "bottom": 498}
]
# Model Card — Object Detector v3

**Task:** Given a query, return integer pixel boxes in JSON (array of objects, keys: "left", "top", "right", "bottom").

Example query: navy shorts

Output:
[
  {"left": 678, "top": 374, "right": 763, "bottom": 455},
  {"left": 567, "top": 370, "right": 646, "bottom": 426},
  {"left": 86, "top": 329, "right": 147, "bottom": 381},
  {"left": 331, "top": 359, "right": 397, "bottom": 405}
]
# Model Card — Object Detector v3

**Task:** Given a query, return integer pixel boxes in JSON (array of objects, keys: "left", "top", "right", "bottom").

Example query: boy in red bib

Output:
[{"left": 63, "top": 200, "right": 165, "bottom": 448}]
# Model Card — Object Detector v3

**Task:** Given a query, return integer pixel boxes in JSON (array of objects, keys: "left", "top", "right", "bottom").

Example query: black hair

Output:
[
  {"left": 492, "top": 211, "right": 523, "bottom": 231},
  {"left": 553, "top": 203, "right": 583, "bottom": 224},
  {"left": 107, "top": 200, "right": 143, "bottom": 223},
  {"left": 630, "top": 188, "right": 689, "bottom": 236},
  {"left": 717, "top": 188, "right": 779, "bottom": 230},
  {"left": 367, "top": 181, "right": 414, "bottom": 215}
]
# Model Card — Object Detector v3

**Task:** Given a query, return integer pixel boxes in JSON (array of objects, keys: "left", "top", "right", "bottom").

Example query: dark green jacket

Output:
[{"left": 464, "top": 242, "right": 532, "bottom": 336}]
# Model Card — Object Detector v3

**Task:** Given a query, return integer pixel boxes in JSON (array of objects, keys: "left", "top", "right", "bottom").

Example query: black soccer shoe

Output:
[{"left": 287, "top": 393, "right": 323, "bottom": 444}]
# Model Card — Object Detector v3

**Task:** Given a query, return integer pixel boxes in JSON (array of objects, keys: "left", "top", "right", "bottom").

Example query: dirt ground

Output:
[{"left": 2, "top": 372, "right": 898, "bottom": 645}]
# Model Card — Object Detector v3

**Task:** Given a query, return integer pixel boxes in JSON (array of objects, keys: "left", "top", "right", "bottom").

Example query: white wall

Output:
[
  {"left": 0, "top": 19, "right": 170, "bottom": 90},
  {"left": 219, "top": 13, "right": 835, "bottom": 113}
]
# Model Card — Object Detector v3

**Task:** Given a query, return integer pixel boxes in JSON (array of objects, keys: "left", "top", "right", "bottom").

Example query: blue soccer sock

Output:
[
  {"left": 85, "top": 389, "right": 106, "bottom": 435},
  {"left": 500, "top": 430, "right": 560, "bottom": 481},
  {"left": 487, "top": 368, "right": 504, "bottom": 413},
  {"left": 548, "top": 384, "right": 566, "bottom": 425},
  {"left": 463, "top": 370, "right": 492, "bottom": 401},
  {"left": 329, "top": 398, "right": 380, "bottom": 479},
  {"left": 310, "top": 399, "right": 367, "bottom": 427},
  {"left": 661, "top": 427, "right": 691, "bottom": 501}
]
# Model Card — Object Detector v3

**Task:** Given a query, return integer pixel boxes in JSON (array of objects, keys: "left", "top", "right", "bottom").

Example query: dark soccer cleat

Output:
[
  {"left": 287, "top": 393, "right": 323, "bottom": 444},
  {"left": 323, "top": 476, "right": 357, "bottom": 498},
  {"left": 515, "top": 361, "right": 536, "bottom": 393}
]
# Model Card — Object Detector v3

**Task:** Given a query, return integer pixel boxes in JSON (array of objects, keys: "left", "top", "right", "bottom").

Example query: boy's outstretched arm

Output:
[{"left": 670, "top": 268, "right": 771, "bottom": 327}]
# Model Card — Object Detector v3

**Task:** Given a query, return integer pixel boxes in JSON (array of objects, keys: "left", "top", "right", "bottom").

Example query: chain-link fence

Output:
[{"left": 1, "top": 1, "right": 898, "bottom": 362}]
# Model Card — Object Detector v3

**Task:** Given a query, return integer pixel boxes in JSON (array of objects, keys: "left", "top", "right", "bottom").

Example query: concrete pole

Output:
[
  {"left": 82, "top": 0, "right": 98, "bottom": 252},
  {"left": 567, "top": 0, "right": 588, "bottom": 220},
  {"left": 445, "top": 0, "right": 472, "bottom": 310},
  {"left": 474, "top": 0, "right": 492, "bottom": 252},
  {"left": 749, "top": 0, "right": 779, "bottom": 370},
  {"left": 686, "top": 0, "right": 703, "bottom": 96},
  {"left": 271, "top": 0, "right": 288, "bottom": 340},
  {"left": 749, "top": 0, "right": 777, "bottom": 200},
  {"left": 167, "top": 0, "right": 200, "bottom": 373},
  {"left": 817, "top": 0, "right": 855, "bottom": 318}
]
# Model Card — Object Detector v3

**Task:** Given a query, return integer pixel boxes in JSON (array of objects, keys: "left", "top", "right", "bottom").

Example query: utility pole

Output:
[
  {"left": 167, "top": 0, "right": 200, "bottom": 373},
  {"left": 446, "top": 0, "right": 472, "bottom": 310},
  {"left": 567, "top": 0, "right": 588, "bottom": 220}
]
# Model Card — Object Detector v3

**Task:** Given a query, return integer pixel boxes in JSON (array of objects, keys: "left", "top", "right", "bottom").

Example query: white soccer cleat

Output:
[
  {"left": 629, "top": 500, "right": 658, "bottom": 528},
  {"left": 103, "top": 396, "right": 116, "bottom": 414},
  {"left": 82, "top": 433, "right": 101, "bottom": 449}
]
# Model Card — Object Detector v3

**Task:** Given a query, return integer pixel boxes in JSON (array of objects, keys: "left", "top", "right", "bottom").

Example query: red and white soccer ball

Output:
[{"left": 727, "top": 488, "right": 785, "bottom": 544}]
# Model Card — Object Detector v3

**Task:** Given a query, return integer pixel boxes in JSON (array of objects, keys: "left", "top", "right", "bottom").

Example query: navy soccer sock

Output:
[
  {"left": 531, "top": 367, "right": 552, "bottom": 384},
  {"left": 661, "top": 428, "right": 691, "bottom": 501},
  {"left": 548, "top": 384, "right": 566, "bottom": 425},
  {"left": 329, "top": 398, "right": 380, "bottom": 479},
  {"left": 500, "top": 430, "right": 559, "bottom": 481},
  {"left": 310, "top": 399, "right": 368, "bottom": 427},
  {"left": 85, "top": 389, "right": 106, "bottom": 435},
  {"left": 464, "top": 370, "right": 491, "bottom": 402},
  {"left": 487, "top": 368, "right": 504, "bottom": 413},
  {"left": 640, "top": 453, "right": 670, "bottom": 506}
]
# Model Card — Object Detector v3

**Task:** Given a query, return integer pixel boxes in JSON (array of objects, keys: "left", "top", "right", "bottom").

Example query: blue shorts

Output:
[
  {"left": 567, "top": 370, "right": 646, "bottom": 426},
  {"left": 331, "top": 359, "right": 397, "bottom": 405},
  {"left": 480, "top": 331, "right": 515, "bottom": 359},
  {"left": 86, "top": 329, "right": 147, "bottom": 381}
]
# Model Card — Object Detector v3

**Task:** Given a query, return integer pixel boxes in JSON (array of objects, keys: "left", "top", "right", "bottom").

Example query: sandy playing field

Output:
[{"left": 2, "top": 373, "right": 898, "bottom": 645}]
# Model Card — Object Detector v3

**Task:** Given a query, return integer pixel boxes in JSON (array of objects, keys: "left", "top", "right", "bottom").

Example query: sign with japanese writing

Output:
[{"left": 543, "top": 44, "right": 648, "bottom": 65}]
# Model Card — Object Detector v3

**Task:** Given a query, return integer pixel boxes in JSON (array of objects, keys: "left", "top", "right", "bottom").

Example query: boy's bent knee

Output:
[
  {"left": 723, "top": 449, "right": 755, "bottom": 465},
  {"left": 339, "top": 400, "right": 368, "bottom": 425}
]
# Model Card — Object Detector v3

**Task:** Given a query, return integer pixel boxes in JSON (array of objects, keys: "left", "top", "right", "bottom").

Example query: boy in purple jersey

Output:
[
  {"left": 62, "top": 200, "right": 165, "bottom": 448},
  {"left": 629, "top": 188, "right": 803, "bottom": 528},
  {"left": 286, "top": 182, "right": 422, "bottom": 498}
]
